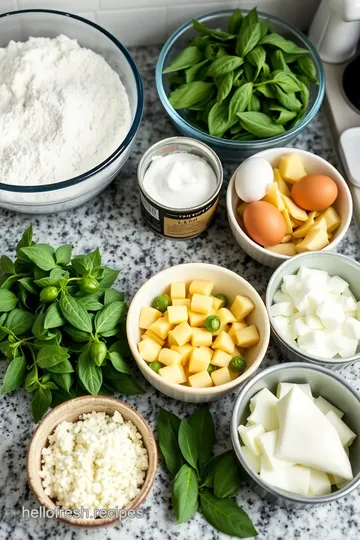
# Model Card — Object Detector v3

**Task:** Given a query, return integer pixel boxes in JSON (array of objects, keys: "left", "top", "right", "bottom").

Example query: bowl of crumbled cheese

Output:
[
  {"left": 27, "top": 396, "right": 157, "bottom": 527},
  {"left": 0, "top": 10, "right": 143, "bottom": 214}
]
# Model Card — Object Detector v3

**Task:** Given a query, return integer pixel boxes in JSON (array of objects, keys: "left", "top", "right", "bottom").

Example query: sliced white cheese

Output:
[
  {"left": 258, "top": 430, "right": 295, "bottom": 471},
  {"left": 276, "top": 386, "right": 353, "bottom": 480},
  {"left": 241, "top": 446, "right": 261, "bottom": 473},
  {"left": 247, "top": 388, "right": 279, "bottom": 432},
  {"left": 276, "top": 382, "right": 313, "bottom": 402},
  {"left": 260, "top": 457, "right": 311, "bottom": 496},
  {"left": 238, "top": 424, "right": 265, "bottom": 456},
  {"left": 308, "top": 469, "right": 332, "bottom": 496},
  {"left": 325, "top": 410, "right": 357, "bottom": 447},
  {"left": 270, "top": 302, "right": 294, "bottom": 317},
  {"left": 314, "top": 396, "right": 344, "bottom": 419},
  {"left": 249, "top": 387, "right": 277, "bottom": 412}
]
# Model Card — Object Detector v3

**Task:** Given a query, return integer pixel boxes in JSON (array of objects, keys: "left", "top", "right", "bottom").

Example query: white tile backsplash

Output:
[{"left": 0, "top": 0, "right": 321, "bottom": 46}]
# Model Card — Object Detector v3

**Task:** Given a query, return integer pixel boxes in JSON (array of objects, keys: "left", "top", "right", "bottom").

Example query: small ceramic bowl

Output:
[
  {"left": 231, "top": 363, "right": 360, "bottom": 508},
  {"left": 266, "top": 251, "right": 360, "bottom": 370},
  {"left": 126, "top": 263, "right": 270, "bottom": 402},
  {"left": 27, "top": 396, "right": 158, "bottom": 527},
  {"left": 227, "top": 148, "right": 353, "bottom": 268}
]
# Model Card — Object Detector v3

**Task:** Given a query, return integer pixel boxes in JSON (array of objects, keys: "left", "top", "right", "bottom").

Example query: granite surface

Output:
[{"left": 0, "top": 45, "right": 360, "bottom": 540}]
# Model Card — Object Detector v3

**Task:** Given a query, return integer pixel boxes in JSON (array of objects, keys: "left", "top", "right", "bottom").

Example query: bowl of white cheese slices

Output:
[
  {"left": 266, "top": 251, "right": 360, "bottom": 369},
  {"left": 231, "top": 363, "right": 360, "bottom": 508}
]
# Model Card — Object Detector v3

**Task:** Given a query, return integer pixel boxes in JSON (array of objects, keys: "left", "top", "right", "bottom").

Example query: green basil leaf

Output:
[
  {"left": 188, "top": 89, "right": 216, "bottom": 111},
  {"left": 163, "top": 47, "right": 203, "bottom": 74},
  {"left": 269, "top": 104, "right": 297, "bottom": 125},
  {"left": 78, "top": 347, "right": 102, "bottom": 395},
  {"left": 55, "top": 244, "right": 72, "bottom": 265},
  {"left": 191, "top": 35, "right": 211, "bottom": 49},
  {"left": 42, "top": 381, "right": 58, "bottom": 390},
  {"left": 272, "top": 70, "right": 302, "bottom": 93},
  {"left": 46, "top": 359, "right": 74, "bottom": 374},
  {"left": 236, "top": 22, "right": 261, "bottom": 58},
  {"left": 169, "top": 81, "right": 214, "bottom": 109},
  {"left": 0, "top": 290, "right": 18, "bottom": 312},
  {"left": 298, "top": 78, "right": 310, "bottom": 110},
  {"left": 172, "top": 464, "right": 199, "bottom": 524},
  {"left": 6, "top": 308, "right": 35, "bottom": 335},
  {"left": 32, "top": 311, "right": 47, "bottom": 339},
  {"left": 60, "top": 293, "right": 92, "bottom": 333},
  {"left": 216, "top": 71, "right": 234, "bottom": 103},
  {"left": 192, "top": 19, "right": 235, "bottom": 41},
  {"left": 208, "top": 100, "right": 233, "bottom": 138},
  {"left": 237, "top": 111, "right": 285, "bottom": 138},
  {"left": 201, "top": 451, "right": 233, "bottom": 488},
  {"left": 109, "top": 339, "right": 131, "bottom": 358},
  {"left": 87, "top": 248, "right": 102, "bottom": 268},
  {"left": 228, "top": 82, "right": 253, "bottom": 122},
  {"left": 189, "top": 408, "right": 215, "bottom": 468},
  {"left": 98, "top": 326, "right": 121, "bottom": 338},
  {"left": 247, "top": 93, "right": 261, "bottom": 112},
  {"left": 274, "top": 86, "right": 302, "bottom": 112},
  {"left": 99, "top": 267, "right": 120, "bottom": 289},
  {"left": 50, "top": 372, "right": 72, "bottom": 392},
  {"left": 1, "top": 356, "right": 27, "bottom": 394},
  {"left": 185, "top": 59, "right": 209, "bottom": 83},
  {"left": 16, "top": 225, "right": 33, "bottom": 260},
  {"left": 63, "top": 324, "right": 91, "bottom": 342},
  {"left": 105, "top": 373, "right": 144, "bottom": 395},
  {"left": 259, "top": 32, "right": 308, "bottom": 55},
  {"left": 51, "top": 388, "right": 76, "bottom": 407},
  {"left": 178, "top": 420, "right": 198, "bottom": 469},
  {"left": 18, "top": 277, "right": 37, "bottom": 295},
  {"left": 32, "top": 387, "right": 52, "bottom": 422},
  {"left": 228, "top": 9, "right": 243, "bottom": 35},
  {"left": 256, "top": 84, "right": 275, "bottom": 99},
  {"left": 157, "top": 408, "right": 183, "bottom": 477},
  {"left": 77, "top": 295, "right": 103, "bottom": 312},
  {"left": 297, "top": 56, "right": 318, "bottom": 84},
  {"left": 259, "top": 19, "right": 269, "bottom": 39},
  {"left": 103, "top": 289, "right": 124, "bottom": 305},
  {"left": 20, "top": 246, "right": 56, "bottom": 271},
  {"left": 282, "top": 51, "right": 304, "bottom": 63},
  {"left": 213, "top": 451, "right": 243, "bottom": 498},
  {"left": 95, "top": 301, "right": 126, "bottom": 334},
  {"left": 43, "top": 303, "right": 65, "bottom": 330},
  {"left": 0, "top": 313, "right": 7, "bottom": 341},
  {"left": 71, "top": 255, "right": 93, "bottom": 276},
  {"left": 24, "top": 366, "right": 39, "bottom": 392},
  {"left": 34, "top": 277, "right": 60, "bottom": 288},
  {"left": 208, "top": 55, "right": 244, "bottom": 78},
  {"left": 108, "top": 351, "right": 130, "bottom": 374},
  {"left": 246, "top": 45, "right": 266, "bottom": 79},
  {"left": 271, "top": 50, "right": 288, "bottom": 72},
  {"left": 37, "top": 345, "right": 69, "bottom": 369},
  {"left": 199, "top": 489, "right": 258, "bottom": 538},
  {"left": 0, "top": 255, "right": 15, "bottom": 275},
  {"left": 241, "top": 7, "right": 258, "bottom": 29},
  {"left": 229, "top": 123, "right": 243, "bottom": 135}
]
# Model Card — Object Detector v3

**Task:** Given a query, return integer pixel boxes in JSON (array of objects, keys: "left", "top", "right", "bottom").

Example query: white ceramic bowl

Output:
[
  {"left": 226, "top": 148, "right": 353, "bottom": 268},
  {"left": 126, "top": 263, "right": 270, "bottom": 402}
]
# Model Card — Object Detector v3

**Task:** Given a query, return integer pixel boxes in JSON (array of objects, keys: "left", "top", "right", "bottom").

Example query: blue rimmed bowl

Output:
[{"left": 156, "top": 9, "right": 325, "bottom": 161}]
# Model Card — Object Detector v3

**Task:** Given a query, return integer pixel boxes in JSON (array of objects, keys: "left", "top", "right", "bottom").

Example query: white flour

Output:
[{"left": 0, "top": 34, "right": 131, "bottom": 186}]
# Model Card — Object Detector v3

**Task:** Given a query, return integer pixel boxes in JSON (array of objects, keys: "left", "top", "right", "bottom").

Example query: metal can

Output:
[{"left": 137, "top": 136, "right": 223, "bottom": 239}]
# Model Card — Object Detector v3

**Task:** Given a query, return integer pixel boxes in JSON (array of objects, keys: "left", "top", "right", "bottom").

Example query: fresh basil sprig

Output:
[
  {"left": 0, "top": 225, "right": 143, "bottom": 422},
  {"left": 163, "top": 7, "right": 318, "bottom": 140},
  {"left": 157, "top": 407, "right": 257, "bottom": 538}
]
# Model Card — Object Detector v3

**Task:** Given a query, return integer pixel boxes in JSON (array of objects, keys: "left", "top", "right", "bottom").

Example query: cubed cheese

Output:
[
  {"left": 189, "top": 347, "right": 211, "bottom": 373},
  {"left": 159, "top": 364, "right": 187, "bottom": 384},
  {"left": 170, "top": 282, "right": 186, "bottom": 299},
  {"left": 212, "top": 331, "right": 235, "bottom": 355},
  {"left": 142, "top": 329, "right": 165, "bottom": 346},
  {"left": 276, "top": 383, "right": 313, "bottom": 402},
  {"left": 308, "top": 469, "right": 332, "bottom": 496},
  {"left": 148, "top": 317, "right": 171, "bottom": 339},
  {"left": 241, "top": 446, "right": 261, "bottom": 473},
  {"left": 167, "top": 306, "right": 188, "bottom": 325},
  {"left": 158, "top": 348, "right": 182, "bottom": 366},
  {"left": 230, "top": 295, "right": 255, "bottom": 321},
  {"left": 188, "top": 370, "right": 213, "bottom": 388},
  {"left": 217, "top": 308, "right": 237, "bottom": 326},
  {"left": 171, "top": 322, "right": 193, "bottom": 346},
  {"left": 138, "top": 338, "right": 162, "bottom": 362},
  {"left": 314, "top": 396, "right": 344, "bottom": 419},
  {"left": 139, "top": 307, "right": 162, "bottom": 329},
  {"left": 211, "top": 349, "right": 232, "bottom": 367},
  {"left": 188, "top": 310, "right": 206, "bottom": 327},
  {"left": 238, "top": 424, "right": 265, "bottom": 456},
  {"left": 211, "top": 296, "right": 224, "bottom": 311},
  {"left": 260, "top": 459, "right": 311, "bottom": 496},
  {"left": 258, "top": 430, "right": 295, "bottom": 470},
  {"left": 191, "top": 328, "right": 213, "bottom": 347},
  {"left": 247, "top": 388, "right": 279, "bottom": 432},
  {"left": 191, "top": 294, "right": 213, "bottom": 315},
  {"left": 211, "top": 366, "right": 232, "bottom": 386},
  {"left": 170, "top": 344, "right": 193, "bottom": 365},
  {"left": 325, "top": 411, "right": 356, "bottom": 447},
  {"left": 172, "top": 298, "right": 191, "bottom": 308},
  {"left": 167, "top": 331, "right": 177, "bottom": 347},
  {"left": 228, "top": 322, "right": 248, "bottom": 340},
  {"left": 235, "top": 325, "right": 260, "bottom": 348},
  {"left": 189, "top": 280, "right": 214, "bottom": 296}
]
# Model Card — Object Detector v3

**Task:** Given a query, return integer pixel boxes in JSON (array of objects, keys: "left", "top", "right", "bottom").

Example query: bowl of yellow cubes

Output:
[
  {"left": 126, "top": 263, "right": 270, "bottom": 402},
  {"left": 227, "top": 148, "right": 353, "bottom": 268}
]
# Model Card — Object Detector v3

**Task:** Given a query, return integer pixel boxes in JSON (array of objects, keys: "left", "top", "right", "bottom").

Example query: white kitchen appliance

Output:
[{"left": 309, "top": 0, "right": 360, "bottom": 229}]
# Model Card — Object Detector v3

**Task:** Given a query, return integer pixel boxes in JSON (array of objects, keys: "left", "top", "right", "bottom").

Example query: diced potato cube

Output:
[
  {"left": 211, "top": 366, "right": 232, "bottom": 386},
  {"left": 167, "top": 331, "right": 177, "bottom": 347},
  {"left": 282, "top": 195, "right": 308, "bottom": 222},
  {"left": 281, "top": 208, "right": 293, "bottom": 235},
  {"left": 148, "top": 317, "right": 171, "bottom": 339},
  {"left": 170, "top": 282, "right": 186, "bottom": 299},
  {"left": 138, "top": 338, "right": 162, "bottom": 362},
  {"left": 142, "top": 329, "right": 165, "bottom": 346},
  {"left": 229, "top": 367, "right": 240, "bottom": 380},
  {"left": 266, "top": 243, "right": 297, "bottom": 256},
  {"left": 295, "top": 220, "right": 329, "bottom": 253},
  {"left": 212, "top": 323, "right": 230, "bottom": 336},
  {"left": 167, "top": 306, "right": 188, "bottom": 325},
  {"left": 228, "top": 322, "right": 248, "bottom": 340},
  {"left": 159, "top": 364, "right": 187, "bottom": 384},
  {"left": 171, "top": 322, "right": 193, "bottom": 346},
  {"left": 191, "top": 294, "right": 213, "bottom": 315},
  {"left": 163, "top": 311, "right": 175, "bottom": 329},
  {"left": 237, "top": 201, "right": 250, "bottom": 217},
  {"left": 230, "top": 295, "right": 255, "bottom": 321},
  {"left": 189, "top": 280, "right": 214, "bottom": 296},
  {"left": 315, "top": 206, "right": 341, "bottom": 233},
  {"left": 189, "top": 347, "right": 212, "bottom": 373},
  {"left": 262, "top": 182, "right": 285, "bottom": 211},
  {"left": 188, "top": 370, "right": 213, "bottom": 388},
  {"left": 158, "top": 348, "right": 182, "bottom": 366},
  {"left": 211, "top": 349, "right": 232, "bottom": 367},
  {"left": 281, "top": 234, "right": 292, "bottom": 243},
  {"left": 188, "top": 310, "right": 207, "bottom": 327},
  {"left": 171, "top": 344, "right": 193, "bottom": 366},
  {"left": 217, "top": 308, "right": 237, "bottom": 326},
  {"left": 212, "top": 331, "right": 235, "bottom": 354},
  {"left": 172, "top": 298, "right": 191, "bottom": 308},
  {"left": 211, "top": 296, "right": 224, "bottom": 311},
  {"left": 274, "top": 168, "right": 290, "bottom": 196},
  {"left": 235, "top": 325, "right": 260, "bottom": 348},
  {"left": 292, "top": 215, "right": 315, "bottom": 238},
  {"left": 279, "top": 153, "right": 307, "bottom": 184},
  {"left": 139, "top": 307, "right": 162, "bottom": 329},
  {"left": 191, "top": 328, "right": 213, "bottom": 347}
]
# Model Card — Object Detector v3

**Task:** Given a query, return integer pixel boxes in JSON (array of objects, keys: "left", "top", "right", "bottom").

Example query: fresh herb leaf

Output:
[
  {"left": 208, "top": 55, "right": 244, "bottom": 78},
  {"left": 78, "top": 347, "right": 102, "bottom": 395},
  {"left": 228, "top": 9, "right": 242, "bottom": 35},
  {"left": 216, "top": 71, "right": 234, "bottom": 103},
  {"left": 169, "top": 82, "right": 214, "bottom": 109},
  {"left": 213, "top": 451, "right": 243, "bottom": 498},
  {"left": 237, "top": 111, "right": 285, "bottom": 137},
  {"left": 32, "top": 387, "right": 52, "bottom": 422},
  {"left": 157, "top": 408, "right": 183, "bottom": 477},
  {"left": 172, "top": 464, "right": 199, "bottom": 524},
  {"left": 0, "top": 255, "right": 15, "bottom": 275},
  {"left": 95, "top": 301, "right": 126, "bottom": 334},
  {"left": 228, "top": 82, "right": 253, "bottom": 121},
  {"left": 55, "top": 244, "right": 72, "bottom": 265},
  {"left": 246, "top": 46, "right": 266, "bottom": 79},
  {"left": 192, "top": 19, "right": 236, "bottom": 41},
  {"left": 46, "top": 359, "right": 74, "bottom": 374},
  {"left": 6, "top": 309, "right": 35, "bottom": 335},
  {"left": 185, "top": 59, "right": 210, "bottom": 83},
  {"left": 51, "top": 373, "right": 72, "bottom": 392},
  {"left": 178, "top": 420, "right": 198, "bottom": 470},
  {"left": 208, "top": 100, "right": 235, "bottom": 137},
  {"left": 1, "top": 356, "right": 26, "bottom": 394},
  {"left": 108, "top": 351, "right": 130, "bottom": 374},
  {"left": 60, "top": 293, "right": 92, "bottom": 333},
  {"left": 236, "top": 23, "right": 261, "bottom": 58},
  {"left": 189, "top": 408, "right": 215, "bottom": 468},
  {"left": 163, "top": 47, "right": 203, "bottom": 73},
  {"left": 0, "top": 290, "right": 18, "bottom": 312},
  {"left": 297, "top": 56, "right": 318, "bottom": 84},
  {"left": 44, "top": 303, "right": 65, "bottom": 329},
  {"left": 20, "top": 246, "right": 56, "bottom": 271},
  {"left": 105, "top": 373, "right": 144, "bottom": 395},
  {"left": 258, "top": 32, "right": 308, "bottom": 55},
  {"left": 37, "top": 345, "right": 69, "bottom": 369}
]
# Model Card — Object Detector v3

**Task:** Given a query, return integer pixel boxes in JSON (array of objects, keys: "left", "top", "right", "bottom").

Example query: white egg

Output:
[{"left": 235, "top": 157, "right": 274, "bottom": 202}]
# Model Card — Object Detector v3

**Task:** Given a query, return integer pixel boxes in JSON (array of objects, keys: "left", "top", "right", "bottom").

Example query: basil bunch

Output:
[
  {"left": 164, "top": 8, "right": 318, "bottom": 140},
  {"left": 0, "top": 225, "right": 143, "bottom": 422},
  {"left": 157, "top": 407, "right": 257, "bottom": 538}
]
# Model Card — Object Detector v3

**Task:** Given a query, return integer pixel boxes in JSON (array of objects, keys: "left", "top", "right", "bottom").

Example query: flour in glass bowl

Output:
[{"left": 0, "top": 34, "right": 131, "bottom": 187}]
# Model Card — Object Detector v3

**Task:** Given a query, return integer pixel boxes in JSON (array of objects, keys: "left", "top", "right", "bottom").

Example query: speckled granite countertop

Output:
[{"left": 0, "top": 45, "right": 359, "bottom": 540}]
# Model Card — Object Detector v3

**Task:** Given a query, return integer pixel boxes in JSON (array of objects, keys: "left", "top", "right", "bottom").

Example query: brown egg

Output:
[
  {"left": 243, "top": 201, "right": 286, "bottom": 247},
  {"left": 291, "top": 174, "right": 338, "bottom": 211}
]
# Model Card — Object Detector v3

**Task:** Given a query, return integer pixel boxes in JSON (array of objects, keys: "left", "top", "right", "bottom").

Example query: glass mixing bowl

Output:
[
  {"left": 156, "top": 9, "right": 325, "bottom": 161},
  {"left": 0, "top": 10, "right": 144, "bottom": 213}
]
